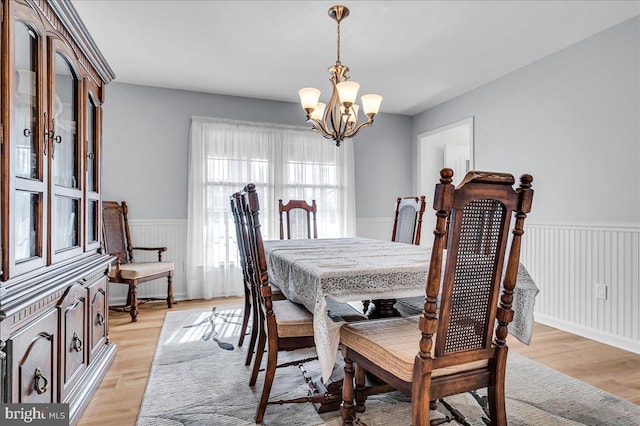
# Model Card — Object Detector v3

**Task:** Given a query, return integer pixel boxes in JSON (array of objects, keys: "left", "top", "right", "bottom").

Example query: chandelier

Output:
[{"left": 298, "top": 5, "right": 382, "bottom": 146}]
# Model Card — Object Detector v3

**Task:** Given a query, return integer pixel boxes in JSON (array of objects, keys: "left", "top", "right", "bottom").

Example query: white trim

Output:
[
  {"left": 535, "top": 314, "right": 640, "bottom": 354},
  {"left": 527, "top": 222, "right": 640, "bottom": 232},
  {"left": 128, "top": 218, "right": 187, "bottom": 226},
  {"left": 416, "top": 116, "right": 475, "bottom": 172},
  {"left": 356, "top": 217, "right": 392, "bottom": 224}
]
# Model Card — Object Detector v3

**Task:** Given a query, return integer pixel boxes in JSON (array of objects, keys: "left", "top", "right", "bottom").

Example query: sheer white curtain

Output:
[{"left": 186, "top": 116, "right": 356, "bottom": 299}]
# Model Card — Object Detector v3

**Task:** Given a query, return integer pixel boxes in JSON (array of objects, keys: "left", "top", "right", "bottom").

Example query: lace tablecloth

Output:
[{"left": 264, "top": 237, "right": 538, "bottom": 382}]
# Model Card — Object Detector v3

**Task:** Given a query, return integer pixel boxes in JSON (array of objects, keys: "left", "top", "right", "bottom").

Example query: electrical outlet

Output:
[{"left": 596, "top": 284, "right": 608, "bottom": 300}]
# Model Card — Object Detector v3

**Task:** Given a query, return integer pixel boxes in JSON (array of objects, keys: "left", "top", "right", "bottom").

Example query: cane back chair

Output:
[
  {"left": 279, "top": 199, "right": 318, "bottom": 240},
  {"left": 102, "top": 201, "right": 174, "bottom": 322},
  {"left": 340, "top": 169, "right": 534, "bottom": 425}
]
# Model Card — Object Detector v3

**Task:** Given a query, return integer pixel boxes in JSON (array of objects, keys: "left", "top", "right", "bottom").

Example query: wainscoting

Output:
[
  {"left": 108, "top": 219, "right": 188, "bottom": 305},
  {"left": 109, "top": 218, "right": 639, "bottom": 354},
  {"left": 520, "top": 223, "right": 639, "bottom": 354}
]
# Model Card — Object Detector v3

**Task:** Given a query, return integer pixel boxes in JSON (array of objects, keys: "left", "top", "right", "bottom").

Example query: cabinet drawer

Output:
[
  {"left": 58, "top": 284, "right": 87, "bottom": 402},
  {"left": 11, "top": 309, "right": 58, "bottom": 403},
  {"left": 88, "top": 276, "right": 108, "bottom": 363}
]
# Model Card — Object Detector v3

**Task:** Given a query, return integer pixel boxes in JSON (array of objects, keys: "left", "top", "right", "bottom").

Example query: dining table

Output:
[{"left": 263, "top": 237, "right": 538, "bottom": 384}]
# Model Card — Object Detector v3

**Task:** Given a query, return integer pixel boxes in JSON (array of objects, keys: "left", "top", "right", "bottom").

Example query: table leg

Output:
[{"left": 366, "top": 299, "right": 400, "bottom": 319}]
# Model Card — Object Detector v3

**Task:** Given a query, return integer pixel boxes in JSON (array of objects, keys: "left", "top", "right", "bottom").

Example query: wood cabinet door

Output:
[
  {"left": 88, "top": 276, "right": 108, "bottom": 363},
  {"left": 11, "top": 309, "right": 58, "bottom": 403},
  {"left": 58, "top": 283, "right": 87, "bottom": 401}
]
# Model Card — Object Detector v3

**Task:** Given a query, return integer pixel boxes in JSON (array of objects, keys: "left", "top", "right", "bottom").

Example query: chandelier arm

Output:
[
  {"left": 307, "top": 119, "right": 334, "bottom": 139},
  {"left": 345, "top": 120, "right": 374, "bottom": 140}
]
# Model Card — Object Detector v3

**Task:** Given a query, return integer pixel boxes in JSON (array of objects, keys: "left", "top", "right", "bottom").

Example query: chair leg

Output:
[
  {"left": 166, "top": 272, "right": 174, "bottom": 308},
  {"left": 249, "top": 325, "right": 266, "bottom": 387},
  {"left": 340, "top": 348, "right": 356, "bottom": 426},
  {"left": 238, "top": 286, "right": 251, "bottom": 347},
  {"left": 354, "top": 363, "right": 367, "bottom": 413},
  {"left": 244, "top": 302, "right": 259, "bottom": 366},
  {"left": 128, "top": 285, "right": 139, "bottom": 322},
  {"left": 410, "top": 369, "right": 432, "bottom": 426},
  {"left": 255, "top": 337, "right": 278, "bottom": 423},
  {"left": 488, "top": 349, "right": 508, "bottom": 426}
]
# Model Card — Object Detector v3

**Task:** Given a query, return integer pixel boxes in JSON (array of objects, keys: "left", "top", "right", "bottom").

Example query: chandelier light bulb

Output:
[
  {"left": 341, "top": 104, "right": 359, "bottom": 123},
  {"left": 311, "top": 102, "right": 326, "bottom": 121},
  {"left": 299, "top": 88, "right": 321, "bottom": 112},
  {"left": 361, "top": 94, "right": 383, "bottom": 116},
  {"left": 336, "top": 81, "right": 360, "bottom": 107}
]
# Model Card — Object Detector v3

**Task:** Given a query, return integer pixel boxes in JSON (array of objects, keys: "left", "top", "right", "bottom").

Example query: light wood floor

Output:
[{"left": 79, "top": 298, "right": 640, "bottom": 425}]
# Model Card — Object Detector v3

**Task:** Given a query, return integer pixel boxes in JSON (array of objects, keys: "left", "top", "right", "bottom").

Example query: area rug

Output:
[{"left": 137, "top": 307, "right": 640, "bottom": 425}]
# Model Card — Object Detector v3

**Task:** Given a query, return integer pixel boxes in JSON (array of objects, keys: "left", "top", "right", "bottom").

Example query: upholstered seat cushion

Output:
[
  {"left": 340, "top": 316, "right": 488, "bottom": 382},
  {"left": 272, "top": 300, "right": 315, "bottom": 338},
  {"left": 273, "top": 299, "right": 367, "bottom": 338},
  {"left": 109, "top": 262, "right": 174, "bottom": 280}
]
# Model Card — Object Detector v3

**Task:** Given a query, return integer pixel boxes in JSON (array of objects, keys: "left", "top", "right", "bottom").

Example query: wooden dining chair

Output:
[
  {"left": 243, "top": 184, "right": 366, "bottom": 423},
  {"left": 364, "top": 195, "right": 427, "bottom": 317},
  {"left": 229, "top": 193, "right": 285, "bottom": 368},
  {"left": 102, "top": 201, "right": 175, "bottom": 322},
  {"left": 340, "top": 169, "right": 534, "bottom": 426},
  {"left": 279, "top": 199, "right": 318, "bottom": 239},
  {"left": 391, "top": 195, "right": 426, "bottom": 245}
]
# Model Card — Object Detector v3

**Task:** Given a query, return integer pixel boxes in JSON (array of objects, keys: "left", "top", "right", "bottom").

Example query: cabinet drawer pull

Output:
[
  {"left": 96, "top": 311, "right": 105, "bottom": 326},
  {"left": 72, "top": 332, "right": 83, "bottom": 352},
  {"left": 34, "top": 367, "right": 48, "bottom": 395}
]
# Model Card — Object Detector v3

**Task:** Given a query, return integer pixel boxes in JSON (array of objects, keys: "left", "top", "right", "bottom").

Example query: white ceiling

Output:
[{"left": 71, "top": 1, "right": 639, "bottom": 116}]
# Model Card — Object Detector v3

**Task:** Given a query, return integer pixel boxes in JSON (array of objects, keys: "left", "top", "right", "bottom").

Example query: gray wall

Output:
[
  {"left": 411, "top": 16, "right": 640, "bottom": 226},
  {"left": 102, "top": 84, "right": 412, "bottom": 220}
]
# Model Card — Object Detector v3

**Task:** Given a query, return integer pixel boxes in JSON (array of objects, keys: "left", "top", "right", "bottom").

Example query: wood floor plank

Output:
[{"left": 79, "top": 299, "right": 640, "bottom": 425}]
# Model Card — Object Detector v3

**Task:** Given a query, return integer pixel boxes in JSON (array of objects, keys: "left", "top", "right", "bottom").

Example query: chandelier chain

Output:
[{"left": 336, "top": 20, "right": 341, "bottom": 64}]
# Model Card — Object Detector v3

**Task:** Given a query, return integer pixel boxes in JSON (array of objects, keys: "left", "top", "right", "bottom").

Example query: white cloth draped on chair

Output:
[{"left": 186, "top": 116, "right": 356, "bottom": 299}]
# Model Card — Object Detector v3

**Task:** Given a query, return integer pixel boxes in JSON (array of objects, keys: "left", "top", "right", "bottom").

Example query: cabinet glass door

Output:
[
  {"left": 13, "top": 22, "right": 38, "bottom": 180},
  {"left": 50, "top": 45, "right": 82, "bottom": 261},
  {"left": 52, "top": 53, "right": 78, "bottom": 189},
  {"left": 85, "top": 83, "right": 101, "bottom": 251},
  {"left": 9, "top": 15, "right": 47, "bottom": 276}
]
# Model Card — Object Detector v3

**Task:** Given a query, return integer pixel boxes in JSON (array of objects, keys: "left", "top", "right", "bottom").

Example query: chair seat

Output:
[
  {"left": 273, "top": 299, "right": 368, "bottom": 338},
  {"left": 109, "top": 261, "right": 174, "bottom": 280},
  {"left": 340, "top": 316, "right": 488, "bottom": 382},
  {"left": 272, "top": 300, "right": 314, "bottom": 338}
]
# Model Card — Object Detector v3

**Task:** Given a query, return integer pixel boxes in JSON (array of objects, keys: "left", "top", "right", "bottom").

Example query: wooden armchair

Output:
[
  {"left": 102, "top": 201, "right": 174, "bottom": 322},
  {"left": 279, "top": 199, "right": 318, "bottom": 239},
  {"left": 340, "top": 169, "right": 534, "bottom": 425},
  {"left": 391, "top": 195, "right": 426, "bottom": 245}
]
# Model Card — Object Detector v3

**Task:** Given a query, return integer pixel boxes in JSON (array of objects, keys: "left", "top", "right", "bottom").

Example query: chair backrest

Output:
[
  {"left": 421, "top": 169, "right": 534, "bottom": 361},
  {"left": 230, "top": 193, "right": 252, "bottom": 291},
  {"left": 102, "top": 201, "right": 133, "bottom": 263},
  {"left": 278, "top": 199, "right": 318, "bottom": 240},
  {"left": 391, "top": 196, "right": 426, "bottom": 245},
  {"left": 244, "top": 184, "right": 276, "bottom": 313}
]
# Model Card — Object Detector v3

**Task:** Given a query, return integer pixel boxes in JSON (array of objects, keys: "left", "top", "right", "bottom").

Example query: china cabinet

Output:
[{"left": 0, "top": 0, "right": 115, "bottom": 423}]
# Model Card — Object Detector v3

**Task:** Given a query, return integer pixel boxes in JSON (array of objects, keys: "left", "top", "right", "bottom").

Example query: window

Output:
[{"left": 186, "top": 117, "right": 355, "bottom": 298}]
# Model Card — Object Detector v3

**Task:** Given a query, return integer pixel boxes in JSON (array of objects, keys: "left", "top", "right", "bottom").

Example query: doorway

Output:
[{"left": 417, "top": 117, "right": 474, "bottom": 239}]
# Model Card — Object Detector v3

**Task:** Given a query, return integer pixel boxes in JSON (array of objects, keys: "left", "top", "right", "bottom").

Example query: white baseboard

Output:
[{"left": 535, "top": 313, "right": 640, "bottom": 354}]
